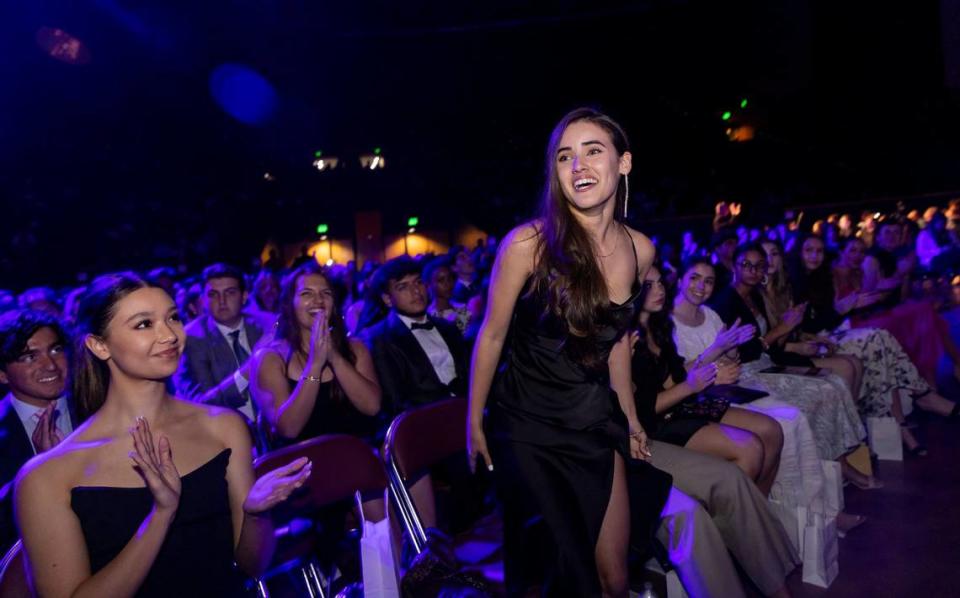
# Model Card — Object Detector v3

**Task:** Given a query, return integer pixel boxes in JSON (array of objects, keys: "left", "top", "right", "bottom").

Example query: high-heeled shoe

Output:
[{"left": 901, "top": 423, "right": 928, "bottom": 457}]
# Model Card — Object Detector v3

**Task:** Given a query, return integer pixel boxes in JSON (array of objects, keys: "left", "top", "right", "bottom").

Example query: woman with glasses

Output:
[{"left": 702, "top": 245, "right": 872, "bottom": 483}]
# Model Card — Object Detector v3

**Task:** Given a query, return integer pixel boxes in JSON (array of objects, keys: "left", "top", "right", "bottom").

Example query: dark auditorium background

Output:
[{"left": 3, "top": 0, "right": 960, "bottom": 286}]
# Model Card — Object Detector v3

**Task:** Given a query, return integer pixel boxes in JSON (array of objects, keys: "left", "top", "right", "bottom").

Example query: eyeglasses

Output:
[{"left": 738, "top": 260, "right": 767, "bottom": 272}]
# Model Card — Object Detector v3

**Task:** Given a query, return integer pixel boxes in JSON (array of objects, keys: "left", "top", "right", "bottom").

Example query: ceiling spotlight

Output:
[
  {"left": 313, "top": 156, "right": 339, "bottom": 171},
  {"left": 359, "top": 153, "right": 385, "bottom": 170}
]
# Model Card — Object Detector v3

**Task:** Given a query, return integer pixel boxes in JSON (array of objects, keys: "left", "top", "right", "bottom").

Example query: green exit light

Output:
[
  {"left": 721, "top": 111, "right": 732, "bottom": 121},
  {"left": 314, "top": 150, "right": 323, "bottom": 158},
  {"left": 374, "top": 147, "right": 382, "bottom": 155},
  {"left": 740, "top": 98, "right": 748, "bottom": 109},
  {"left": 407, "top": 216, "right": 419, "bottom": 227},
  {"left": 317, "top": 223, "right": 329, "bottom": 234}
]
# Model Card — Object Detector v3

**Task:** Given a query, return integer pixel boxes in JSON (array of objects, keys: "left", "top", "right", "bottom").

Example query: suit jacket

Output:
[
  {"left": 174, "top": 314, "right": 265, "bottom": 408},
  {"left": 364, "top": 312, "right": 468, "bottom": 420},
  {"left": 0, "top": 395, "right": 79, "bottom": 554}
]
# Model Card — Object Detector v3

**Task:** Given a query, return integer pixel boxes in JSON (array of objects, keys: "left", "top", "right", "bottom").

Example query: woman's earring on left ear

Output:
[{"left": 623, "top": 175, "right": 630, "bottom": 219}]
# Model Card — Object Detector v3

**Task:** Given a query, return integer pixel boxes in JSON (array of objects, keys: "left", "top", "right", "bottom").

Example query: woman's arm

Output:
[
  {"left": 216, "top": 410, "right": 311, "bottom": 578},
  {"left": 250, "top": 348, "right": 319, "bottom": 439},
  {"left": 218, "top": 411, "right": 275, "bottom": 577},
  {"left": 467, "top": 225, "right": 537, "bottom": 471},
  {"left": 328, "top": 339, "right": 381, "bottom": 416}
]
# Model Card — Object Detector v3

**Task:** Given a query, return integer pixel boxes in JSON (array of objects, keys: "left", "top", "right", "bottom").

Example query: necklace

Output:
[{"left": 596, "top": 228, "right": 620, "bottom": 259}]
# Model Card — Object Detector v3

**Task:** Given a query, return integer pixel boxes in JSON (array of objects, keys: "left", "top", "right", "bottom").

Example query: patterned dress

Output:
[{"left": 829, "top": 326, "right": 930, "bottom": 417}]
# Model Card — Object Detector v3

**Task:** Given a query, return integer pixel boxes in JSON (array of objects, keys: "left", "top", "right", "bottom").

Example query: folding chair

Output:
[
  {"left": 0, "top": 540, "right": 29, "bottom": 598},
  {"left": 382, "top": 397, "right": 469, "bottom": 555},
  {"left": 253, "top": 434, "right": 388, "bottom": 598}
]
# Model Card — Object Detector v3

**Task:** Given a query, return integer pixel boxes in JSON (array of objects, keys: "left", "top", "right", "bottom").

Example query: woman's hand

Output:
[
  {"left": 467, "top": 419, "right": 493, "bottom": 473},
  {"left": 243, "top": 457, "right": 312, "bottom": 515},
  {"left": 713, "top": 318, "right": 757, "bottom": 353},
  {"left": 780, "top": 302, "right": 807, "bottom": 330},
  {"left": 687, "top": 363, "right": 718, "bottom": 393},
  {"left": 306, "top": 308, "right": 330, "bottom": 374},
  {"left": 715, "top": 360, "right": 741, "bottom": 385},
  {"left": 629, "top": 423, "right": 652, "bottom": 461},
  {"left": 789, "top": 341, "right": 821, "bottom": 357},
  {"left": 128, "top": 417, "right": 181, "bottom": 514}
]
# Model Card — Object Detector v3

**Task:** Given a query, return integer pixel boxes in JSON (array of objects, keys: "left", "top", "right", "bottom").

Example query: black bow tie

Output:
[{"left": 410, "top": 321, "right": 435, "bottom": 331}]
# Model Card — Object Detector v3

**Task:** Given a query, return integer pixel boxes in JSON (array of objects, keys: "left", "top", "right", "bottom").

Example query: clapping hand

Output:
[
  {"left": 687, "top": 363, "right": 718, "bottom": 392},
  {"left": 32, "top": 403, "right": 64, "bottom": 453},
  {"left": 715, "top": 360, "right": 741, "bottom": 385},
  {"left": 714, "top": 318, "right": 756, "bottom": 352},
  {"left": 243, "top": 457, "right": 313, "bottom": 515},
  {"left": 307, "top": 308, "right": 330, "bottom": 370},
  {"left": 781, "top": 302, "right": 807, "bottom": 330},
  {"left": 129, "top": 417, "right": 181, "bottom": 513}
]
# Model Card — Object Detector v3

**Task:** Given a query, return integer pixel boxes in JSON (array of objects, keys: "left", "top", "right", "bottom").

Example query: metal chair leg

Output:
[
  {"left": 255, "top": 578, "right": 270, "bottom": 598},
  {"left": 306, "top": 561, "right": 326, "bottom": 598},
  {"left": 300, "top": 566, "right": 317, "bottom": 598}
]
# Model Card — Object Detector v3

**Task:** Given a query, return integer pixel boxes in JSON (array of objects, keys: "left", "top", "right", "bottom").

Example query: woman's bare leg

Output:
[
  {"left": 719, "top": 408, "right": 783, "bottom": 496},
  {"left": 595, "top": 453, "right": 630, "bottom": 598},
  {"left": 685, "top": 423, "right": 764, "bottom": 482}
]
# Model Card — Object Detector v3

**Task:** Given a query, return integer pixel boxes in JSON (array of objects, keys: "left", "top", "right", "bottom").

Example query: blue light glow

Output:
[{"left": 209, "top": 64, "right": 278, "bottom": 125}]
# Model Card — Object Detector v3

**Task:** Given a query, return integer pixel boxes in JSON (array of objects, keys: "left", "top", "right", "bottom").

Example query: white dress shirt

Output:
[
  {"left": 215, "top": 320, "right": 256, "bottom": 420},
  {"left": 397, "top": 313, "right": 457, "bottom": 386},
  {"left": 9, "top": 393, "right": 73, "bottom": 454}
]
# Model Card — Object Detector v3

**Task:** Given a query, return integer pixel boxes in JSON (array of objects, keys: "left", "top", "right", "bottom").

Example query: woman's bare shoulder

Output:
[{"left": 623, "top": 225, "right": 655, "bottom": 260}]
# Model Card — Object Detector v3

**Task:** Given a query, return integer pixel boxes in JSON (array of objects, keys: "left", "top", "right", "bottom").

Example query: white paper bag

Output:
[
  {"left": 801, "top": 513, "right": 839, "bottom": 588},
  {"left": 819, "top": 460, "right": 844, "bottom": 516},
  {"left": 360, "top": 517, "right": 400, "bottom": 598},
  {"left": 867, "top": 416, "right": 903, "bottom": 461}
]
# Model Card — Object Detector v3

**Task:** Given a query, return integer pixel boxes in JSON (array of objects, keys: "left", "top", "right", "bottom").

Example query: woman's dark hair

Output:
[
  {"left": 732, "top": 241, "right": 767, "bottom": 265},
  {"left": 838, "top": 235, "right": 865, "bottom": 253},
  {"left": 252, "top": 269, "right": 281, "bottom": 311},
  {"left": 786, "top": 233, "right": 833, "bottom": 306},
  {"left": 678, "top": 256, "right": 715, "bottom": 280},
  {"left": 530, "top": 107, "right": 631, "bottom": 370},
  {"left": 72, "top": 272, "right": 154, "bottom": 422},
  {"left": 276, "top": 263, "right": 355, "bottom": 402},
  {"left": 634, "top": 264, "right": 687, "bottom": 383}
]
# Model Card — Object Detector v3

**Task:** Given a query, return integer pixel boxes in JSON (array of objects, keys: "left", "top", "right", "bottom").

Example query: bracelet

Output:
[{"left": 301, "top": 374, "right": 323, "bottom": 383}]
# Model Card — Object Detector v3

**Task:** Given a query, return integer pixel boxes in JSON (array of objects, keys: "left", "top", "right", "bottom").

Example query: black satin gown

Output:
[
  {"left": 488, "top": 260, "right": 672, "bottom": 596},
  {"left": 70, "top": 448, "right": 247, "bottom": 598}
]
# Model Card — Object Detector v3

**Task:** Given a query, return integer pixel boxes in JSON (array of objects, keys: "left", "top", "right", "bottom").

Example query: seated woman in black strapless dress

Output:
[
  {"left": 15, "top": 272, "right": 311, "bottom": 598},
  {"left": 249, "top": 262, "right": 381, "bottom": 447},
  {"left": 468, "top": 108, "right": 672, "bottom": 597},
  {"left": 632, "top": 265, "right": 784, "bottom": 496}
]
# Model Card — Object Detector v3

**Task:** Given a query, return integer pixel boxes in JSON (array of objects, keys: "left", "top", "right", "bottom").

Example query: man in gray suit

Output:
[{"left": 174, "top": 264, "right": 266, "bottom": 423}]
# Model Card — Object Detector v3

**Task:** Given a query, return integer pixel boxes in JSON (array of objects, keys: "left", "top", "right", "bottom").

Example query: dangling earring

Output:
[{"left": 623, "top": 174, "right": 630, "bottom": 219}]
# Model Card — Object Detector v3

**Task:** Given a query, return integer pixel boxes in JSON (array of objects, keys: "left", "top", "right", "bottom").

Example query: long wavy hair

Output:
[
  {"left": 634, "top": 264, "right": 682, "bottom": 364},
  {"left": 530, "top": 107, "right": 631, "bottom": 370},
  {"left": 760, "top": 238, "right": 792, "bottom": 326},
  {"left": 275, "top": 263, "right": 355, "bottom": 402},
  {"left": 72, "top": 272, "right": 155, "bottom": 422}
]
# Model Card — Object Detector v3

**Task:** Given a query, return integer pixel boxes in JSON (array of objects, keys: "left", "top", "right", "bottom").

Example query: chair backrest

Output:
[
  {"left": 383, "top": 397, "right": 467, "bottom": 482},
  {"left": 254, "top": 434, "right": 387, "bottom": 511},
  {"left": 0, "top": 540, "right": 29, "bottom": 598}
]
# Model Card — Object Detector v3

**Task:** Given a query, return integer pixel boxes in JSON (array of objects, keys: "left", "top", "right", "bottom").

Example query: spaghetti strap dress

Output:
[
  {"left": 70, "top": 448, "right": 246, "bottom": 598},
  {"left": 488, "top": 231, "right": 672, "bottom": 597}
]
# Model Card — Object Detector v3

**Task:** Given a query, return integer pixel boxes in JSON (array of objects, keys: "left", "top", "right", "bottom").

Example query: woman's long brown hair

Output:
[
  {"left": 530, "top": 107, "right": 631, "bottom": 370},
  {"left": 276, "top": 263, "right": 355, "bottom": 402}
]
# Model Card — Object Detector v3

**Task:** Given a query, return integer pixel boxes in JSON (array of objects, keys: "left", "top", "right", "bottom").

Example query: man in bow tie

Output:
[
  {"left": 0, "top": 309, "right": 78, "bottom": 553},
  {"left": 364, "top": 256, "right": 468, "bottom": 426}
]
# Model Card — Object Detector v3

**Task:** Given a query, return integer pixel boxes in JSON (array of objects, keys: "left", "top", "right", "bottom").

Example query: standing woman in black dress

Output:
[
  {"left": 467, "top": 108, "right": 671, "bottom": 597},
  {"left": 15, "top": 272, "right": 311, "bottom": 598}
]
